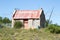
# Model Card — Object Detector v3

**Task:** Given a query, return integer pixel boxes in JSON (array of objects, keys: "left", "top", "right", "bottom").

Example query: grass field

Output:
[{"left": 0, "top": 27, "right": 60, "bottom": 40}]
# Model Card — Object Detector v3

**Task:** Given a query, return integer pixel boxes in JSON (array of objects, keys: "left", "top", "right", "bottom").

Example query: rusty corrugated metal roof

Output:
[{"left": 13, "top": 10, "right": 42, "bottom": 19}]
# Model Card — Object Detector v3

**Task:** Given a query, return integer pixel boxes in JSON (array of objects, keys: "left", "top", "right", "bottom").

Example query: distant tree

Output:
[
  {"left": 0, "top": 16, "right": 2, "bottom": 23},
  {"left": 3, "top": 17, "right": 11, "bottom": 24}
]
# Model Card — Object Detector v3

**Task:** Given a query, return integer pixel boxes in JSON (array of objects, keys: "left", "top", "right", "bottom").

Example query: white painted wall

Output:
[
  {"left": 28, "top": 19, "right": 40, "bottom": 28},
  {"left": 12, "top": 19, "right": 15, "bottom": 28},
  {"left": 28, "top": 19, "right": 33, "bottom": 28},
  {"left": 33, "top": 19, "right": 40, "bottom": 28}
]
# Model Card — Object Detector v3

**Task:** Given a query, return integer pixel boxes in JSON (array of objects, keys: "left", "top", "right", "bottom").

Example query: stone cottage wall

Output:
[
  {"left": 12, "top": 19, "right": 15, "bottom": 28},
  {"left": 33, "top": 19, "right": 40, "bottom": 28},
  {"left": 28, "top": 19, "right": 33, "bottom": 28},
  {"left": 28, "top": 19, "right": 40, "bottom": 29}
]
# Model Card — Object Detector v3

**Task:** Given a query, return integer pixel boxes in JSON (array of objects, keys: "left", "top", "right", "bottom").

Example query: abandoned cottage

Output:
[{"left": 12, "top": 8, "right": 45, "bottom": 29}]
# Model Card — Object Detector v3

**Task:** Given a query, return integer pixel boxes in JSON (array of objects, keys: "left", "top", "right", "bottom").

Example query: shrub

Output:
[
  {"left": 14, "top": 21, "right": 23, "bottom": 28},
  {"left": 47, "top": 24, "right": 60, "bottom": 34}
]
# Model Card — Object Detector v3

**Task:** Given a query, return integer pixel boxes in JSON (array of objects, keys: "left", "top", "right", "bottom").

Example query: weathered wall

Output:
[
  {"left": 12, "top": 19, "right": 15, "bottom": 28},
  {"left": 28, "top": 19, "right": 40, "bottom": 29},
  {"left": 40, "top": 10, "right": 45, "bottom": 28},
  {"left": 12, "top": 19, "right": 40, "bottom": 29},
  {"left": 33, "top": 19, "right": 40, "bottom": 28},
  {"left": 28, "top": 19, "right": 33, "bottom": 28}
]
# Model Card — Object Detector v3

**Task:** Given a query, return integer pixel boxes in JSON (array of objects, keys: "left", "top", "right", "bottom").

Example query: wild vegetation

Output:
[
  {"left": 14, "top": 21, "right": 23, "bottom": 28},
  {"left": 45, "top": 19, "right": 60, "bottom": 34},
  {"left": 0, "top": 27, "right": 60, "bottom": 40},
  {"left": 0, "top": 16, "right": 60, "bottom": 40},
  {"left": 47, "top": 24, "right": 60, "bottom": 34}
]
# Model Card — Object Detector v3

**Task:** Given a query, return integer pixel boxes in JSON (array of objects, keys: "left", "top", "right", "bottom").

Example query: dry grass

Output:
[{"left": 0, "top": 27, "right": 60, "bottom": 40}]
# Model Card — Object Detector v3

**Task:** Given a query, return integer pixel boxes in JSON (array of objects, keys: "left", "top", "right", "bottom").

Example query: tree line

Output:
[{"left": 0, "top": 16, "right": 11, "bottom": 24}]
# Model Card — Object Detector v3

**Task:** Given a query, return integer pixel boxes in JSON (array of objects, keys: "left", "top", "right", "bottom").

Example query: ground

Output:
[{"left": 0, "top": 27, "right": 60, "bottom": 40}]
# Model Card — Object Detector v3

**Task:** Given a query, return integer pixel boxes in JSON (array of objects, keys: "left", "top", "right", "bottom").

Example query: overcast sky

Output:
[{"left": 0, "top": 0, "right": 60, "bottom": 25}]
